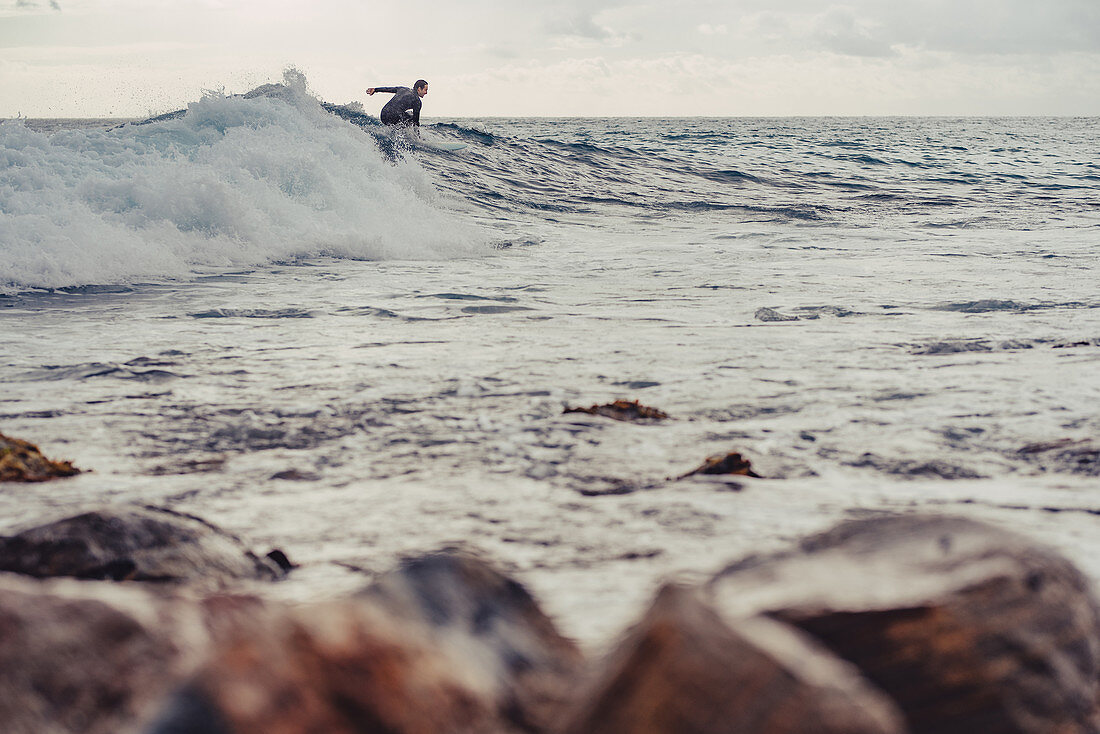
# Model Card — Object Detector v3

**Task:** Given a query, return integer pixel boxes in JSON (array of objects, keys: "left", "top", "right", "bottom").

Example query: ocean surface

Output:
[{"left": 2, "top": 77, "right": 1098, "bottom": 648}]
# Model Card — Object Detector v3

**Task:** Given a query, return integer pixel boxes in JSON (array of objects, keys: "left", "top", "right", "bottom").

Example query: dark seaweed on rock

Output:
[
  {"left": 678, "top": 451, "right": 762, "bottom": 479},
  {"left": 0, "top": 431, "right": 81, "bottom": 482},
  {"left": 564, "top": 399, "right": 670, "bottom": 422}
]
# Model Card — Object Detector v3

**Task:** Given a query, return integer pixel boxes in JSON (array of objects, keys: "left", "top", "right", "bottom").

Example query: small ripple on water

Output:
[{"left": 188, "top": 308, "right": 316, "bottom": 319}]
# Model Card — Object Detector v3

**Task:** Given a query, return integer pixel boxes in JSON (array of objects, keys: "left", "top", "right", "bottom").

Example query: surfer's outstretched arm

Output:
[{"left": 367, "top": 87, "right": 400, "bottom": 96}]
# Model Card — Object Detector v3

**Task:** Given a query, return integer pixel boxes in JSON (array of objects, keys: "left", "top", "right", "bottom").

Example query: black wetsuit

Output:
[{"left": 375, "top": 87, "right": 422, "bottom": 127}]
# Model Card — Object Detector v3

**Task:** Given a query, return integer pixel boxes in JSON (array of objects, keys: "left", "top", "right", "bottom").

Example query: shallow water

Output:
[{"left": 2, "top": 85, "right": 1098, "bottom": 648}]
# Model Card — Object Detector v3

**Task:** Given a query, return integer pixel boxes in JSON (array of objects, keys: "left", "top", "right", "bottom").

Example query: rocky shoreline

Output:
[{"left": 1, "top": 499, "right": 1097, "bottom": 734}]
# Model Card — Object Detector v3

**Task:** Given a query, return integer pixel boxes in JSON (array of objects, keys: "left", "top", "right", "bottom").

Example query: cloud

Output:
[
  {"left": 813, "top": 6, "right": 894, "bottom": 58},
  {"left": 6, "top": 0, "right": 60, "bottom": 12},
  {"left": 547, "top": 13, "right": 613, "bottom": 40},
  {"left": 885, "top": 0, "right": 1100, "bottom": 55},
  {"left": 697, "top": 24, "right": 728, "bottom": 36},
  {"left": 2, "top": 0, "right": 1099, "bottom": 116},
  {"left": 705, "top": 0, "right": 1100, "bottom": 58}
]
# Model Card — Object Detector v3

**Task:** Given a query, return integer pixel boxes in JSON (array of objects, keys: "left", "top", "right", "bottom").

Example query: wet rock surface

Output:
[
  {"left": 0, "top": 432, "right": 80, "bottom": 482},
  {"left": 0, "top": 505, "right": 287, "bottom": 583},
  {"left": 709, "top": 514, "right": 1100, "bottom": 734},
  {"left": 560, "top": 583, "right": 906, "bottom": 734}
]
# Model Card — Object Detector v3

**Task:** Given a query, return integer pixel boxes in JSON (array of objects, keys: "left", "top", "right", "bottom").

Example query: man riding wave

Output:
[{"left": 366, "top": 80, "right": 428, "bottom": 128}]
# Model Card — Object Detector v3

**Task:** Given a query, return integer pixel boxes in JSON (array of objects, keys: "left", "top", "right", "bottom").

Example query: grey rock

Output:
[{"left": 0, "top": 505, "right": 286, "bottom": 584}]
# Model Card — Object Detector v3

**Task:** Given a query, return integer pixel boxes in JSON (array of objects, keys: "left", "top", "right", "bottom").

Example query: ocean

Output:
[{"left": 2, "top": 78, "right": 1098, "bottom": 648}]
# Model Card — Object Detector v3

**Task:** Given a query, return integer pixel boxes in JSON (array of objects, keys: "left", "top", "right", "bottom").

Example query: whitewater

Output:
[{"left": 2, "top": 74, "right": 1098, "bottom": 648}]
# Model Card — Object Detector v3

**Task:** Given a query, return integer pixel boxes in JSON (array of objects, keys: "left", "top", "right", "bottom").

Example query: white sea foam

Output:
[{"left": 0, "top": 73, "right": 491, "bottom": 292}]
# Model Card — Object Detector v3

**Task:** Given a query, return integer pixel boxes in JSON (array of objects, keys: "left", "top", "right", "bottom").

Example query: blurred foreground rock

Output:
[
  {"left": 362, "top": 549, "right": 584, "bottom": 732},
  {"left": 0, "top": 573, "right": 227, "bottom": 734},
  {"left": 709, "top": 515, "right": 1100, "bottom": 734},
  {"left": 148, "top": 599, "right": 507, "bottom": 734},
  {"left": 0, "top": 431, "right": 80, "bottom": 482},
  {"left": 559, "top": 583, "right": 906, "bottom": 734},
  {"left": 148, "top": 548, "right": 583, "bottom": 734},
  {"left": 0, "top": 505, "right": 287, "bottom": 583},
  {"left": 3, "top": 513, "right": 1098, "bottom": 734}
]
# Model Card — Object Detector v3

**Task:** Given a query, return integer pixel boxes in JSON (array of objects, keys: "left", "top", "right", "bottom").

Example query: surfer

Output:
[{"left": 366, "top": 80, "right": 428, "bottom": 129}]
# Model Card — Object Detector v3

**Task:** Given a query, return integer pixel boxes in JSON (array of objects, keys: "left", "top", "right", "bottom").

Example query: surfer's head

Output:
[{"left": 414, "top": 80, "right": 428, "bottom": 97}]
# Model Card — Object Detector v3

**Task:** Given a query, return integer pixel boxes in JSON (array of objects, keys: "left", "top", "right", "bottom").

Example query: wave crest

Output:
[{"left": 1, "top": 71, "right": 491, "bottom": 292}]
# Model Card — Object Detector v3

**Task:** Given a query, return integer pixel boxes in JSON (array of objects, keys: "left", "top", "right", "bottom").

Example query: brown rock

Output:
[
  {"left": 559, "top": 584, "right": 906, "bottom": 734},
  {"left": 0, "top": 574, "right": 217, "bottom": 734},
  {"left": 0, "top": 505, "right": 286, "bottom": 584},
  {"left": 564, "top": 400, "right": 669, "bottom": 422},
  {"left": 0, "top": 431, "right": 80, "bottom": 482},
  {"left": 708, "top": 514, "right": 1100, "bottom": 734},
  {"left": 151, "top": 600, "right": 505, "bottom": 734},
  {"left": 678, "top": 451, "right": 762, "bottom": 479},
  {"left": 361, "top": 548, "right": 585, "bottom": 732},
  {"left": 149, "top": 549, "right": 583, "bottom": 734}
]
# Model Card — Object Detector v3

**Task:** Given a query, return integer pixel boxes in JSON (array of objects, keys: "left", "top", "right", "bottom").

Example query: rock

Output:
[
  {"left": 0, "top": 505, "right": 287, "bottom": 584},
  {"left": 148, "top": 548, "right": 583, "bottom": 734},
  {"left": 755, "top": 307, "right": 799, "bottom": 322},
  {"left": 559, "top": 584, "right": 905, "bottom": 734},
  {"left": 0, "top": 574, "right": 216, "bottom": 734},
  {"left": 678, "top": 451, "right": 762, "bottom": 479},
  {"left": 564, "top": 399, "right": 670, "bottom": 422},
  {"left": 149, "top": 598, "right": 521, "bottom": 734},
  {"left": 263, "top": 549, "right": 296, "bottom": 574},
  {"left": 1018, "top": 438, "right": 1100, "bottom": 476},
  {"left": 361, "top": 548, "right": 585, "bottom": 732},
  {"left": 1, "top": 548, "right": 579, "bottom": 734},
  {"left": 708, "top": 514, "right": 1100, "bottom": 734},
  {"left": 0, "top": 431, "right": 81, "bottom": 482}
]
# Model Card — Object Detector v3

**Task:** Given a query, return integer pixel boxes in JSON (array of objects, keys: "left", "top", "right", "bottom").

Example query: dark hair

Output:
[{"left": 414, "top": 79, "right": 428, "bottom": 91}]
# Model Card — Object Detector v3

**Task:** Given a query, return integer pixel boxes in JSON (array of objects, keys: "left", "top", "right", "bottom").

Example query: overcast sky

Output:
[{"left": 2, "top": 0, "right": 1099, "bottom": 117}]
